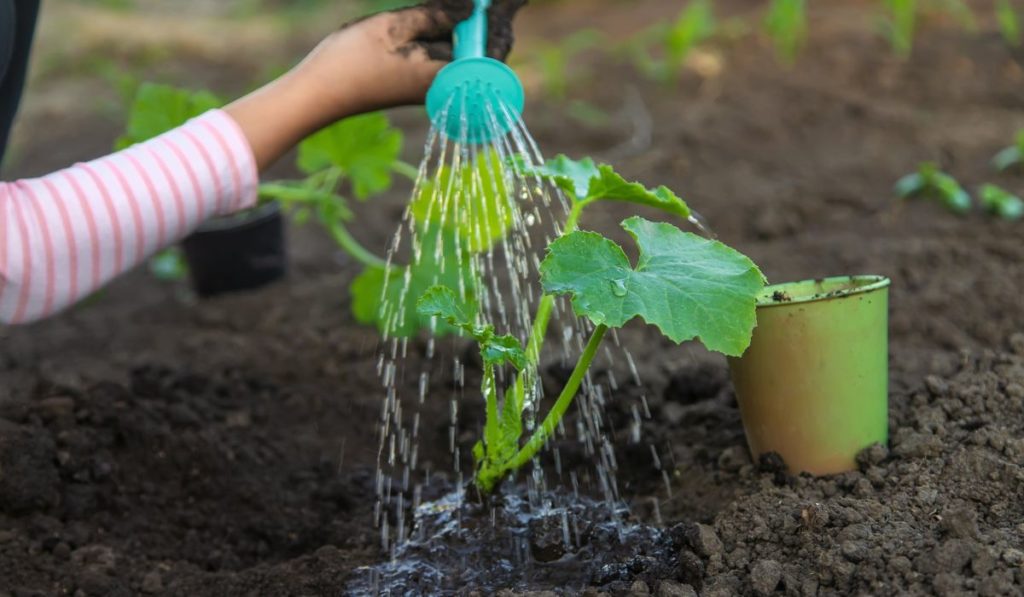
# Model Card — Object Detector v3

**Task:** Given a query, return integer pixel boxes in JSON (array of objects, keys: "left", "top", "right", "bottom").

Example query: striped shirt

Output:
[{"left": 0, "top": 109, "right": 258, "bottom": 324}]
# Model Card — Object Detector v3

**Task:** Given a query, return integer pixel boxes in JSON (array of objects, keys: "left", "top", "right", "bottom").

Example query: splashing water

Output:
[{"left": 371, "top": 89, "right": 673, "bottom": 561}]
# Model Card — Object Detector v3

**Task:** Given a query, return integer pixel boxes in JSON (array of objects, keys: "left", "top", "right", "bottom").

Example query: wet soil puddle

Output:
[{"left": 351, "top": 487, "right": 680, "bottom": 594}]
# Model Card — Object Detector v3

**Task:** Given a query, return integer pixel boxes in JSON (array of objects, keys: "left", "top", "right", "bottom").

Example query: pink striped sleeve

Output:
[{"left": 0, "top": 109, "right": 259, "bottom": 324}]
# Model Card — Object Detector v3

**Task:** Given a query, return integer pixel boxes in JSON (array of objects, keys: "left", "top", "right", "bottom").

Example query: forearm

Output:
[
  {"left": 224, "top": 71, "right": 339, "bottom": 171},
  {"left": 0, "top": 110, "right": 257, "bottom": 324}
]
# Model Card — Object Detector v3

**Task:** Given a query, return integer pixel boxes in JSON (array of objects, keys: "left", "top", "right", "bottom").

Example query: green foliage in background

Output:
[
  {"left": 532, "top": 29, "right": 603, "bottom": 99},
  {"left": 894, "top": 162, "right": 971, "bottom": 214},
  {"left": 992, "top": 130, "right": 1024, "bottom": 171},
  {"left": 882, "top": 0, "right": 917, "bottom": 57},
  {"left": 764, "top": 0, "right": 807, "bottom": 64},
  {"left": 997, "top": 0, "right": 1022, "bottom": 46},
  {"left": 116, "top": 83, "right": 222, "bottom": 150},
  {"left": 625, "top": 0, "right": 716, "bottom": 83},
  {"left": 979, "top": 184, "right": 1024, "bottom": 220}
]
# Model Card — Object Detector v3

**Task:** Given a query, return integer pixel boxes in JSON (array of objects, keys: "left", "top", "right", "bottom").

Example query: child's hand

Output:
[
  {"left": 225, "top": 1, "right": 527, "bottom": 170},
  {"left": 292, "top": 5, "right": 458, "bottom": 120}
]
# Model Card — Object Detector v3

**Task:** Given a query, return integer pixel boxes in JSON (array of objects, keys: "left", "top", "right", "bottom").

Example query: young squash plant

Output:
[
  {"left": 118, "top": 82, "right": 486, "bottom": 336},
  {"left": 894, "top": 161, "right": 971, "bottom": 214},
  {"left": 418, "top": 156, "right": 766, "bottom": 493}
]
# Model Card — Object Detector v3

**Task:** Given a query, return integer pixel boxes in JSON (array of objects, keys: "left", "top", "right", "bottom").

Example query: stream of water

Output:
[{"left": 368, "top": 92, "right": 671, "bottom": 589}]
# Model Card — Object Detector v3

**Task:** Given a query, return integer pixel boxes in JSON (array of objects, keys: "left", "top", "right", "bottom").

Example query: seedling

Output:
[
  {"left": 996, "top": 0, "right": 1021, "bottom": 47},
  {"left": 418, "top": 157, "right": 765, "bottom": 493},
  {"left": 992, "top": 130, "right": 1024, "bottom": 171},
  {"left": 764, "top": 0, "right": 807, "bottom": 64},
  {"left": 894, "top": 162, "right": 971, "bottom": 213},
  {"left": 882, "top": 0, "right": 917, "bottom": 57},
  {"left": 978, "top": 184, "right": 1024, "bottom": 220},
  {"left": 118, "top": 82, "right": 475, "bottom": 336},
  {"left": 530, "top": 29, "right": 603, "bottom": 99},
  {"left": 626, "top": 0, "right": 716, "bottom": 83}
]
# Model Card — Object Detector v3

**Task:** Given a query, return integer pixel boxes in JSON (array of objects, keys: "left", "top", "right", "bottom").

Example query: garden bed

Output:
[{"left": 2, "top": 1, "right": 1024, "bottom": 595}]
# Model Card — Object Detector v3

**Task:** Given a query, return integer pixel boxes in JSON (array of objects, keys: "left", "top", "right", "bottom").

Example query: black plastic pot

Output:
[{"left": 181, "top": 201, "right": 286, "bottom": 297}]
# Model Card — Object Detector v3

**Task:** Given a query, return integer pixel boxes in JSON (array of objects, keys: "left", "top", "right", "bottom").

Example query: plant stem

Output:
[
  {"left": 314, "top": 166, "right": 388, "bottom": 268},
  {"left": 327, "top": 222, "right": 387, "bottom": 269},
  {"left": 391, "top": 161, "right": 420, "bottom": 182},
  {"left": 508, "top": 323, "right": 608, "bottom": 471}
]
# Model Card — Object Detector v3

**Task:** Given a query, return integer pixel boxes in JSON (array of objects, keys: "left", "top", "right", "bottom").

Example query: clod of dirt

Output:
[
  {"left": 682, "top": 523, "right": 723, "bottom": 558},
  {"left": 528, "top": 512, "right": 576, "bottom": 562},
  {"left": 748, "top": 559, "right": 782, "bottom": 596},
  {"left": 655, "top": 579, "right": 698, "bottom": 597},
  {"left": 140, "top": 570, "right": 163, "bottom": 594},
  {"left": 717, "top": 445, "right": 751, "bottom": 473}
]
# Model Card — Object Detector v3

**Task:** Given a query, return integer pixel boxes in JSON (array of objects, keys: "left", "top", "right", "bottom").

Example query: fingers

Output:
[
  {"left": 486, "top": 20, "right": 514, "bottom": 60},
  {"left": 389, "top": 4, "right": 455, "bottom": 42},
  {"left": 419, "top": 40, "right": 454, "bottom": 62},
  {"left": 487, "top": 0, "right": 527, "bottom": 60},
  {"left": 427, "top": 0, "right": 473, "bottom": 26}
]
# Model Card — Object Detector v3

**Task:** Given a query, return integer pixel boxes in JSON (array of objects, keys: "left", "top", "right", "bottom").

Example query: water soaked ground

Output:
[{"left": 352, "top": 486, "right": 677, "bottom": 595}]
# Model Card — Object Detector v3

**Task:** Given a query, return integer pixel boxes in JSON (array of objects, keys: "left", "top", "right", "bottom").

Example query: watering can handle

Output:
[{"left": 453, "top": 0, "right": 490, "bottom": 60}]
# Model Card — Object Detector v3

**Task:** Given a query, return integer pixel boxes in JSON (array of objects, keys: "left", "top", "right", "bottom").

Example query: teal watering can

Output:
[{"left": 425, "top": 0, "right": 525, "bottom": 143}]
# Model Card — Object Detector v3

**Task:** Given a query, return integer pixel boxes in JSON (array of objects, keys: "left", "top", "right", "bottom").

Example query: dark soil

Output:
[{"left": 3, "top": 1, "right": 1024, "bottom": 595}]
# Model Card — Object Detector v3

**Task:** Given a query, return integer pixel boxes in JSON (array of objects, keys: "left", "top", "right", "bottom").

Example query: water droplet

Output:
[{"left": 610, "top": 278, "right": 628, "bottom": 297}]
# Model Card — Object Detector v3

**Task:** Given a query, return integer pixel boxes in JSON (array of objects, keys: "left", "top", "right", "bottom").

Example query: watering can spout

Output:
[{"left": 425, "top": 0, "right": 524, "bottom": 143}]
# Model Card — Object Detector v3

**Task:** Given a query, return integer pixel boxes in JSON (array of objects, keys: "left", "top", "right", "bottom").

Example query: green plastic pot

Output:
[{"left": 727, "top": 275, "right": 890, "bottom": 476}]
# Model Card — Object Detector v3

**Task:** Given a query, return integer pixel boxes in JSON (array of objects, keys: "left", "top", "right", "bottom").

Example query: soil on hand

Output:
[{"left": 3, "top": 0, "right": 1024, "bottom": 595}]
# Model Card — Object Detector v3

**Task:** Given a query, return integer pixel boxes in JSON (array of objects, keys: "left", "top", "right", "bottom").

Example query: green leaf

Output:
[
  {"left": 992, "top": 146, "right": 1022, "bottom": 171},
  {"left": 116, "top": 83, "right": 221, "bottom": 149},
  {"left": 588, "top": 165, "right": 692, "bottom": 218},
  {"left": 148, "top": 247, "right": 189, "bottom": 281},
  {"left": 418, "top": 284, "right": 527, "bottom": 479},
  {"left": 351, "top": 225, "right": 476, "bottom": 337},
  {"left": 992, "top": 131, "right": 1024, "bottom": 171},
  {"left": 523, "top": 154, "right": 600, "bottom": 199},
  {"left": 415, "top": 284, "right": 472, "bottom": 325},
  {"left": 409, "top": 150, "right": 513, "bottom": 252},
  {"left": 893, "top": 172, "right": 924, "bottom": 198},
  {"left": 764, "top": 0, "right": 807, "bottom": 64},
  {"left": 979, "top": 184, "right": 1024, "bottom": 220},
  {"left": 524, "top": 155, "right": 691, "bottom": 219},
  {"left": 540, "top": 216, "right": 765, "bottom": 357},
  {"left": 895, "top": 162, "right": 970, "bottom": 213},
  {"left": 883, "top": 0, "right": 917, "bottom": 57},
  {"left": 997, "top": 0, "right": 1021, "bottom": 47},
  {"left": 416, "top": 285, "right": 526, "bottom": 369},
  {"left": 297, "top": 113, "right": 402, "bottom": 200}
]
